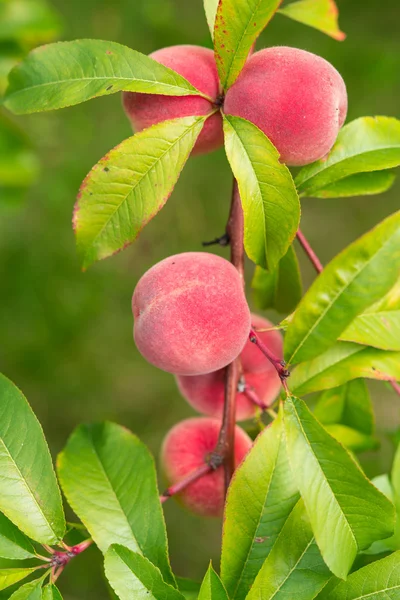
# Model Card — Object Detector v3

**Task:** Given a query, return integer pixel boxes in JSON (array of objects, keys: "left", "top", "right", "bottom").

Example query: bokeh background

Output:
[{"left": 0, "top": 0, "right": 399, "bottom": 597}]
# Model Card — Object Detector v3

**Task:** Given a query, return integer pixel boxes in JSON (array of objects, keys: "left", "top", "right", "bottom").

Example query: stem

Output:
[
  {"left": 391, "top": 380, "right": 400, "bottom": 396},
  {"left": 249, "top": 328, "right": 290, "bottom": 383},
  {"left": 296, "top": 229, "right": 323, "bottom": 274},
  {"left": 242, "top": 385, "right": 267, "bottom": 410},
  {"left": 160, "top": 464, "right": 212, "bottom": 503}
]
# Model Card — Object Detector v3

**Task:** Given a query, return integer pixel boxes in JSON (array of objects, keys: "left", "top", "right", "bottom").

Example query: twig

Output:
[
  {"left": 249, "top": 328, "right": 290, "bottom": 384},
  {"left": 160, "top": 464, "right": 212, "bottom": 503},
  {"left": 296, "top": 229, "right": 323, "bottom": 274},
  {"left": 390, "top": 380, "right": 400, "bottom": 396}
]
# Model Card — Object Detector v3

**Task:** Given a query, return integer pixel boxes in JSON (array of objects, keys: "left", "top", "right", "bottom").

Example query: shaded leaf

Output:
[
  {"left": 308, "top": 170, "right": 396, "bottom": 198},
  {"left": 324, "top": 424, "right": 379, "bottom": 453},
  {"left": 278, "top": 0, "right": 345, "bottom": 41},
  {"left": 8, "top": 577, "right": 45, "bottom": 600},
  {"left": 0, "top": 513, "right": 36, "bottom": 560},
  {"left": 0, "top": 568, "right": 36, "bottom": 592},
  {"left": 176, "top": 578, "right": 200, "bottom": 600},
  {"left": 340, "top": 310, "right": 400, "bottom": 351},
  {"left": 203, "top": 0, "right": 219, "bottom": 38},
  {"left": 198, "top": 566, "right": 228, "bottom": 600},
  {"left": 41, "top": 585, "right": 62, "bottom": 600}
]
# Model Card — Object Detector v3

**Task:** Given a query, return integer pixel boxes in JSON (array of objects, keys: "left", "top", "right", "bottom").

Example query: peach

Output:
[
  {"left": 176, "top": 314, "right": 283, "bottom": 420},
  {"left": 123, "top": 45, "right": 223, "bottom": 155},
  {"left": 224, "top": 46, "right": 348, "bottom": 166},
  {"left": 161, "top": 417, "right": 252, "bottom": 517},
  {"left": 132, "top": 252, "right": 251, "bottom": 376}
]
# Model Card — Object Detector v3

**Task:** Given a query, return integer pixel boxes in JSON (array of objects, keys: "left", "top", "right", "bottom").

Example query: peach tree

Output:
[{"left": 1, "top": 0, "right": 400, "bottom": 598}]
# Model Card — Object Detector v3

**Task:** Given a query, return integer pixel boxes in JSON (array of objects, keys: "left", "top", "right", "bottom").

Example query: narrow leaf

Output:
[
  {"left": 296, "top": 117, "right": 400, "bottom": 197},
  {"left": 324, "top": 425, "right": 379, "bottom": 453},
  {"left": 289, "top": 342, "right": 400, "bottom": 396},
  {"left": 223, "top": 114, "right": 300, "bottom": 271},
  {"left": 308, "top": 170, "right": 396, "bottom": 198},
  {"left": 0, "top": 568, "right": 36, "bottom": 592},
  {"left": 340, "top": 310, "right": 400, "bottom": 351},
  {"left": 278, "top": 0, "right": 345, "bottom": 41},
  {"left": 42, "top": 584, "right": 62, "bottom": 600},
  {"left": 104, "top": 545, "right": 184, "bottom": 600},
  {"left": 57, "top": 422, "right": 174, "bottom": 586},
  {"left": 0, "top": 374, "right": 65, "bottom": 544},
  {"left": 4, "top": 39, "right": 207, "bottom": 114},
  {"left": 198, "top": 566, "right": 228, "bottom": 600},
  {"left": 214, "top": 0, "right": 281, "bottom": 90},
  {"left": 0, "top": 512, "right": 36, "bottom": 560},
  {"left": 221, "top": 411, "right": 300, "bottom": 600},
  {"left": 204, "top": 0, "right": 219, "bottom": 38},
  {"left": 8, "top": 577, "right": 46, "bottom": 600},
  {"left": 252, "top": 245, "right": 303, "bottom": 314},
  {"left": 247, "top": 500, "right": 331, "bottom": 600},
  {"left": 284, "top": 396, "right": 395, "bottom": 579},
  {"left": 284, "top": 210, "right": 400, "bottom": 364},
  {"left": 74, "top": 115, "right": 206, "bottom": 269}
]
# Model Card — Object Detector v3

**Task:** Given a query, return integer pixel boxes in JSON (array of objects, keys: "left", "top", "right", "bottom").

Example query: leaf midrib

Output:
[{"left": 266, "top": 537, "right": 314, "bottom": 600}]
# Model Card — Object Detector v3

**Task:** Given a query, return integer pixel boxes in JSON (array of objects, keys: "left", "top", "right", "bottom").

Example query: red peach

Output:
[
  {"left": 224, "top": 46, "right": 348, "bottom": 166},
  {"left": 123, "top": 45, "right": 223, "bottom": 155},
  {"left": 176, "top": 314, "right": 283, "bottom": 420},
  {"left": 132, "top": 252, "right": 251, "bottom": 376},
  {"left": 161, "top": 417, "right": 252, "bottom": 517}
]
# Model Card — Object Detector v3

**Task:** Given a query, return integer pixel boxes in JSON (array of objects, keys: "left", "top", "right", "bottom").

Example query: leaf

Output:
[
  {"left": 57, "top": 422, "right": 174, "bottom": 586},
  {"left": 246, "top": 500, "right": 332, "bottom": 600},
  {"left": 8, "top": 577, "right": 45, "bottom": 600},
  {"left": 0, "top": 513, "right": 36, "bottom": 560},
  {"left": 214, "top": 0, "right": 281, "bottom": 90},
  {"left": 340, "top": 310, "right": 400, "bottom": 351},
  {"left": 308, "top": 170, "right": 396, "bottom": 198},
  {"left": 289, "top": 342, "right": 400, "bottom": 396},
  {"left": 252, "top": 245, "right": 303, "bottom": 314},
  {"left": 203, "top": 0, "right": 219, "bottom": 38},
  {"left": 313, "top": 379, "right": 374, "bottom": 435},
  {"left": 3, "top": 39, "right": 208, "bottom": 115},
  {"left": 104, "top": 545, "right": 184, "bottom": 600},
  {"left": 74, "top": 115, "right": 206, "bottom": 269},
  {"left": 0, "top": 374, "right": 65, "bottom": 544},
  {"left": 223, "top": 114, "right": 300, "bottom": 271},
  {"left": 221, "top": 411, "right": 300, "bottom": 600},
  {"left": 296, "top": 117, "right": 400, "bottom": 197},
  {"left": 41, "top": 585, "right": 62, "bottom": 600},
  {"left": 325, "top": 551, "right": 400, "bottom": 599},
  {"left": 284, "top": 210, "right": 400, "bottom": 364},
  {"left": 284, "top": 396, "right": 395, "bottom": 579},
  {"left": 0, "top": 568, "right": 37, "bottom": 592},
  {"left": 278, "top": 0, "right": 345, "bottom": 41},
  {"left": 324, "top": 425, "right": 379, "bottom": 453},
  {"left": 176, "top": 578, "right": 201, "bottom": 600},
  {"left": 0, "top": 0, "right": 61, "bottom": 46},
  {"left": 198, "top": 566, "right": 228, "bottom": 600}
]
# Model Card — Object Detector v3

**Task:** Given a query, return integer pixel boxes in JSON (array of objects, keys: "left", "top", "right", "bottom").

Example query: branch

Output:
[
  {"left": 160, "top": 463, "right": 213, "bottom": 503},
  {"left": 296, "top": 229, "right": 323, "bottom": 274},
  {"left": 391, "top": 380, "right": 400, "bottom": 396}
]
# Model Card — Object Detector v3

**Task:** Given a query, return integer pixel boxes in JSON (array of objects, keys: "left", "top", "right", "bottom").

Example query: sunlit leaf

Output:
[
  {"left": 203, "top": 0, "right": 219, "bottom": 38},
  {"left": 307, "top": 170, "right": 396, "bottom": 198},
  {"left": 341, "top": 310, "right": 400, "bottom": 351},
  {"left": 8, "top": 577, "right": 46, "bottom": 600},
  {"left": 0, "top": 513, "right": 36, "bottom": 560},
  {"left": 198, "top": 566, "right": 228, "bottom": 600},
  {"left": 278, "top": 0, "right": 345, "bottom": 41},
  {"left": 0, "top": 568, "right": 36, "bottom": 592},
  {"left": 324, "top": 424, "right": 379, "bottom": 453},
  {"left": 41, "top": 585, "right": 62, "bottom": 600}
]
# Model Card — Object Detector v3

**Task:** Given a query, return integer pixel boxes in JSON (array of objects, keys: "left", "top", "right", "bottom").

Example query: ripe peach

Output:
[
  {"left": 176, "top": 314, "right": 283, "bottom": 420},
  {"left": 132, "top": 252, "right": 251, "bottom": 376},
  {"left": 161, "top": 417, "right": 252, "bottom": 517},
  {"left": 123, "top": 45, "right": 223, "bottom": 155},
  {"left": 224, "top": 46, "right": 348, "bottom": 166}
]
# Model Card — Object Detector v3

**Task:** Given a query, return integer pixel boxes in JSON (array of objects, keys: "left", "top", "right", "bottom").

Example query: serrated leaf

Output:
[
  {"left": 252, "top": 245, "right": 303, "bottom": 314},
  {"left": 340, "top": 310, "right": 400, "bottom": 351},
  {"left": 74, "top": 115, "right": 206, "bottom": 269},
  {"left": 247, "top": 500, "right": 332, "bottom": 600},
  {"left": 325, "top": 551, "right": 400, "bottom": 599},
  {"left": 324, "top": 424, "right": 379, "bottom": 453},
  {"left": 204, "top": 0, "right": 219, "bottom": 38},
  {"left": 41, "top": 585, "right": 62, "bottom": 600},
  {"left": 296, "top": 117, "right": 400, "bottom": 197},
  {"left": 0, "top": 568, "right": 37, "bottom": 592},
  {"left": 289, "top": 342, "right": 400, "bottom": 396},
  {"left": 223, "top": 114, "right": 300, "bottom": 271},
  {"left": 0, "top": 374, "right": 65, "bottom": 544},
  {"left": 221, "top": 411, "right": 300, "bottom": 600},
  {"left": 278, "top": 0, "right": 345, "bottom": 41},
  {"left": 8, "top": 577, "right": 45, "bottom": 600},
  {"left": 313, "top": 379, "right": 374, "bottom": 435},
  {"left": 4, "top": 39, "right": 207, "bottom": 114},
  {"left": 284, "top": 210, "right": 400, "bottom": 364},
  {"left": 214, "top": 0, "right": 281, "bottom": 90},
  {"left": 57, "top": 422, "right": 174, "bottom": 586},
  {"left": 0, "top": 513, "right": 36, "bottom": 560},
  {"left": 308, "top": 170, "right": 396, "bottom": 198},
  {"left": 198, "top": 566, "right": 228, "bottom": 600},
  {"left": 284, "top": 396, "right": 395, "bottom": 579},
  {"left": 104, "top": 545, "right": 184, "bottom": 600},
  {"left": 0, "top": 0, "right": 61, "bottom": 46}
]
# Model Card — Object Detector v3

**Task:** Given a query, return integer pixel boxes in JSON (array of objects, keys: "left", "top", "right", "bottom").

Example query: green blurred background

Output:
[{"left": 0, "top": 0, "right": 399, "bottom": 597}]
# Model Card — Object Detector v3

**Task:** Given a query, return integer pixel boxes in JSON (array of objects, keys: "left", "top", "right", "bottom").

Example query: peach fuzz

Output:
[
  {"left": 224, "top": 46, "right": 348, "bottom": 166},
  {"left": 123, "top": 45, "right": 223, "bottom": 155},
  {"left": 160, "top": 417, "right": 252, "bottom": 517},
  {"left": 132, "top": 252, "right": 251, "bottom": 376},
  {"left": 176, "top": 314, "right": 283, "bottom": 420}
]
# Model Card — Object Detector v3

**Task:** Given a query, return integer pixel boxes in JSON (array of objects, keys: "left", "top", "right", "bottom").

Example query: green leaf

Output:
[
  {"left": 325, "top": 551, "right": 400, "bottom": 599},
  {"left": 214, "top": 0, "right": 281, "bottom": 90},
  {"left": 324, "top": 424, "right": 379, "bottom": 453},
  {"left": 0, "top": 568, "right": 37, "bottom": 592},
  {"left": 74, "top": 115, "right": 206, "bottom": 269},
  {"left": 57, "top": 422, "right": 174, "bottom": 586},
  {"left": 371, "top": 279, "right": 400, "bottom": 312},
  {"left": 0, "top": 374, "right": 65, "bottom": 544},
  {"left": 0, "top": 513, "right": 36, "bottom": 560},
  {"left": 252, "top": 245, "right": 303, "bottom": 314},
  {"left": 284, "top": 396, "right": 395, "bottom": 579},
  {"left": 198, "top": 566, "right": 228, "bottom": 600},
  {"left": 284, "top": 210, "right": 400, "bottom": 364},
  {"left": 313, "top": 379, "right": 374, "bottom": 435},
  {"left": 340, "top": 310, "right": 400, "bottom": 351},
  {"left": 203, "top": 0, "right": 219, "bottom": 38},
  {"left": 0, "top": 0, "right": 61, "bottom": 46},
  {"left": 3, "top": 39, "right": 208, "bottom": 115},
  {"left": 41, "top": 585, "right": 62, "bottom": 600},
  {"left": 296, "top": 117, "right": 400, "bottom": 197},
  {"left": 176, "top": 578, "right": 200, "bottom": 600},
  {"left": 104, "top": 545, "right": 184, "bottom": 600},
  {"left": 8, "top": 577, "right": 45, "bottom": 600},
  {"left": 278, "top": 0, "right": 345, "bottom": 41},
  {"left": 223, "top": 114, "right": 300, "bottom": 271},
  {"left": 247, "top": 500, "right": 332, "bottom": 600},
  {"left": 221, "top": 411, "right": 300, "bottom": 600},
  {"left": 307, "top": 170, "right": 396, "bottom": 198},
  {"left": 289, "top": 342, "right": 400, "bottom": 396}
]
